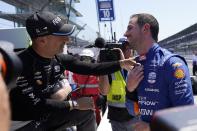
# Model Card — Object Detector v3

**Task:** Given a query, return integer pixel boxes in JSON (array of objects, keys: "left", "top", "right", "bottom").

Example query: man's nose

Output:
[{"left": 124, "top": 31, "right": 128, "bottom": 37}]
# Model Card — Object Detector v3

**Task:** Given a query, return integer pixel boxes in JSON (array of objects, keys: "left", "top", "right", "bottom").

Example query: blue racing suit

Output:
[{"left": 126, "top": 43, "right": 194, "bottom": 123}]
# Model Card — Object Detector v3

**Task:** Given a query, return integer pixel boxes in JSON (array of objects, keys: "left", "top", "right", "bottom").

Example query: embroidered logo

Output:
[
  {"left": 173, "top": 62, "right": 182, "bottom": 67},
  {"left": 174, "top": 69, "right": 185, "bottom": 79}
]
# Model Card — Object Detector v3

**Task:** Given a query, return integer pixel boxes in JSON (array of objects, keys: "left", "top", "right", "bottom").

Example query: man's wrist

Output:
[
  {"left": 126, "top": 88, "right": 138, "bottom": 102},
  {"left": 126, "top": 85, "right": 135, "bottom": 92}
]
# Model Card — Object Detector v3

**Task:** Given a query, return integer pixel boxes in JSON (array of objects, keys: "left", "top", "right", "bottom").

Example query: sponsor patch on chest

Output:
[{"left": 147, "top": 72, "right": 157, "bottom": 84}]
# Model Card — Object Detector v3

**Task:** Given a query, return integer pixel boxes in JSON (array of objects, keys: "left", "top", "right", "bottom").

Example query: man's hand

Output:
[
  {"left": 51, "top": 79, "right": 72, "bottom": 101},
  {"left": 0, "top": 74, "right": 10, "bottom": 131},
  {"left": 127, "top": 65, "right": 144, "bottom": 92},
  {"left": 112, "top": 48, "right": 125, "bottom": 60},
  {"left": 119, "top": 58, "right": 140, "bottom": 71},
  {"left": 75, "top": 97, "right": 95, "bottom": 110}
]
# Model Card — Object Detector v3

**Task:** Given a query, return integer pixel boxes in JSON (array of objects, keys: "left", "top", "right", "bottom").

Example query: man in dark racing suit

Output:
[{"left": 10, "top": 11, "right": 137, "bottom": 131}]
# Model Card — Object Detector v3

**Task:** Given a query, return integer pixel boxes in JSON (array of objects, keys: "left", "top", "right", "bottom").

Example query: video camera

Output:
[
  {"left": 94, "top": 37, "right": 123, "bottom": 62},
  {"left": 0, "top": 41, "right": 22, "bottom": 89}
]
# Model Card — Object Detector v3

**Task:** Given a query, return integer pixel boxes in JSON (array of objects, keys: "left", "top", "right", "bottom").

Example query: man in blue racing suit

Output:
[{"left": 124, "top": 13, "right": 194, "bottom": 131}]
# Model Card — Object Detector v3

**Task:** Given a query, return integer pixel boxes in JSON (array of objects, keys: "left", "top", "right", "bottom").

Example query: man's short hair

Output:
[{"left": 131, "top": 13, "right": 159, "bottom": 42}]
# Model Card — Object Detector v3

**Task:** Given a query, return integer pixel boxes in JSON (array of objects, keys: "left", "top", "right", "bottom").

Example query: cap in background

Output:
[{"left": 118, "top": 37, "right": 128, "bottom": 44}]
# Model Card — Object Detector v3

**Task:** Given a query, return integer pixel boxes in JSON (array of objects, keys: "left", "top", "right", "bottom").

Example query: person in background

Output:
[
  {"left": 192, "top": 51, "right": 197, "bottom": 76},
  {"left": 69, "top": 49, "right": 101, "bottom": 125},
  {"left": 99, "top": 38, "right": 140, "bottom": 131},
  {"left": 124, "top": 13, "right": 194, "bottom": 131}
]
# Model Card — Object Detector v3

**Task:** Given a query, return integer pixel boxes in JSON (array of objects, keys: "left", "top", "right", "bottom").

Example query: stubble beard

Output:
[
  {"left": 128, "top": 41, "right": 136, "bottom": 50},
  {"left": 58, "top": 43, "right": 66, "bottom": 54}
]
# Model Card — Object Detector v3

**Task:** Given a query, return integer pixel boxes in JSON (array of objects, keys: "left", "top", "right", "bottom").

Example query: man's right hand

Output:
[
  {"left": 127, "top": 65, "right": 144, "bottom": 92},
  {"left": 51, "top": 79, "right": 72, "bottom": 101},
  {"left": 74, "top": 97, "right": 95, "bottom": 110}
]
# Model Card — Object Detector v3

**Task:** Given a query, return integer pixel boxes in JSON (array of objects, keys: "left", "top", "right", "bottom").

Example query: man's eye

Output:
[{"left": 127, "top": 26, "right": 132, "bottom": 31}]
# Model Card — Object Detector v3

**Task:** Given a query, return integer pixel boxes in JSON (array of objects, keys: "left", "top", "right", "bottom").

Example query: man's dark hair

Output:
[{"left": 131, "top": 13, "right": 159, "bottom": 42}]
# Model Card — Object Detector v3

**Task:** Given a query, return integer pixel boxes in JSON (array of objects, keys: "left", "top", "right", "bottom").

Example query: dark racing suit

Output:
[{"left": 10, "top": 46, "right": 121, "bottom": 130}]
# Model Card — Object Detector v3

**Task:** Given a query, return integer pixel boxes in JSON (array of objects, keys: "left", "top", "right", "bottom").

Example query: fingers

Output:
[
  {"left": 128, "top": 58, "right": 137, "bottom": 65},
  {"left": 119, "top": 58, "right": 140, "bottom": 70},
  {"left": 123, "top": 65, "right": 133, "bottom": 71},
  {"left": 128, "top": 65, "right": 143, "bottom": 76},
  {"left": 136, "top": 72, "right": 144, "bottom": 83},
  {"left": 127, "top": 65, "right": 144, "bottom": 92}
]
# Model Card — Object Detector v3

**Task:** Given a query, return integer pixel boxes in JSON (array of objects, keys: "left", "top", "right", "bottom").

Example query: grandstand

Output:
[
  {"left": 0, "top": 0, "right": 98, "bottom": 47},
  {"left": 159, "top": 23, "right": 197, "bottom": 59}
]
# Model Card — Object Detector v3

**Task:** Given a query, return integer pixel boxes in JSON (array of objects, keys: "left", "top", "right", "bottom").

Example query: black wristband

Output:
[{"left": 126, "top": 88, "right": 138, "bottom": 102}]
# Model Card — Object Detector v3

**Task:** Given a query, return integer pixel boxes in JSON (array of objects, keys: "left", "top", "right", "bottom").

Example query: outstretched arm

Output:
[{"left": 57, "top": 54, "right": 138, "bottom": 75}]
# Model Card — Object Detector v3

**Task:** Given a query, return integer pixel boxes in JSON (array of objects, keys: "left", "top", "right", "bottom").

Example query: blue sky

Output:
[
  {"left": 1, "top": 0, "right": 197, "bottom": 41},
  {"left": 75, "top": 0, "right": 197, "bottom": 41}
]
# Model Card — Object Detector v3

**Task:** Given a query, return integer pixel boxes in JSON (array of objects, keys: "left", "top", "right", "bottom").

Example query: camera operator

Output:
[
  {"left": 70, "top": 49, "right": 102, "bottom": 125},
  {"left": 0, "top": 41, "right": 23, "bottom": 131},
  {"left": 98, "top": 38, "right": 140, "bottom": 131}
]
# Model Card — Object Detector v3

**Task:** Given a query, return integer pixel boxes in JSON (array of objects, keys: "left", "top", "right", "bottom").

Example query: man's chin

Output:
[
  {"left": 128, "top": 43, "right": 135, "bottom": 49},
  {"left": 129, "top": 45, "right": 134, "bottom": 49},
  {"left": 57, "top": 49, "right": 64, "bottom": 55}
]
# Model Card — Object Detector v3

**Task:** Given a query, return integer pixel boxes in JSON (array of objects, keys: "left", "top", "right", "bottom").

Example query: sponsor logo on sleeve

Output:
[
  {"left": 172, "top": 62, "right": 183, "bottom": 67},
  {"left": 174, "top": 79, "right": 188, "bottom": 95},
  {"left": 174, "top": 69, "right": 185, "bottom": 79},
  {"left": 54, "top": 65, "right": 60, "bottom": 72}
]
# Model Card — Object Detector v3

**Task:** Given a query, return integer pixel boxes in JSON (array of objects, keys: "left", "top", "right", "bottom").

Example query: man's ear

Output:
[
  {"left": 36, "top": 36, "right": 48, "bottom": 46},
  {"left": 143, "top": 23, "right": 150, "bottom": 32}
]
